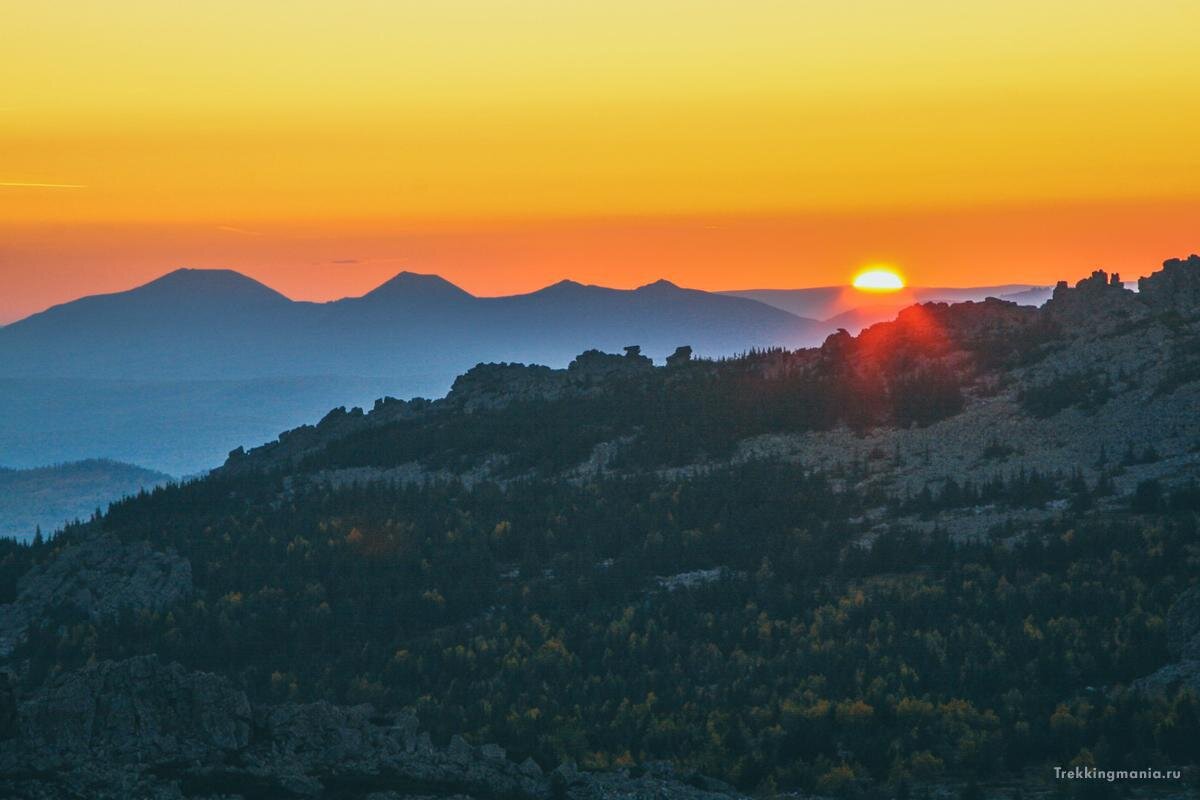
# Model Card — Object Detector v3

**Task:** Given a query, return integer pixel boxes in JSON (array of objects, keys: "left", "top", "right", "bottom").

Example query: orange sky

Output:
[{"left": 3, "top": 1, "right": 1199, "bottom": 323}]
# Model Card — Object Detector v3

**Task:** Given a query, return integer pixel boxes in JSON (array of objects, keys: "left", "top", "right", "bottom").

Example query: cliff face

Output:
[{"left": 0, "top": 655, "right": 743, "bottom": 800}]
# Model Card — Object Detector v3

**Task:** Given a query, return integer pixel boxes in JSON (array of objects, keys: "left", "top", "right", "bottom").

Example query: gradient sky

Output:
[{"left": 3, "top": 1, "right": 1199, "bottom": 323}]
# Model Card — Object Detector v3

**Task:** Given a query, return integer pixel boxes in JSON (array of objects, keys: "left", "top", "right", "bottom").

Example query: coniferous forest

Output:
[{"left": 5, "top": 453, "right": 1198, "bottom": 796}]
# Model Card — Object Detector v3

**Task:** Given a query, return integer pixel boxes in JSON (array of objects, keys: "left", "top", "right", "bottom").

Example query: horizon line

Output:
[{"left": 0, "top": 264, "right": 1064, "bottom": 328}]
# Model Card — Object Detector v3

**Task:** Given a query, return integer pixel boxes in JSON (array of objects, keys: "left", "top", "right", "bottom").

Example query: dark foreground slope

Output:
[{"left": 2, "top": 257, "right": 1200, "bottom": 799}]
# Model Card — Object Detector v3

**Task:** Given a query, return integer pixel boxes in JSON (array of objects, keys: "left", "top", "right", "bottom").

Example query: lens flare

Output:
[{"left": 852, "top": 266, "right": 905, "bottom": 292}]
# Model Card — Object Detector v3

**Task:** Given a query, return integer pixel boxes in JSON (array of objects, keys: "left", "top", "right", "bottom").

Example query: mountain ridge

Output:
[
  {"left": 4, "top": 268, "right": 1060, "bottom": 330},
  {"left": 0, "top": 267, "right": 825, "bottom": 381},
  {"left": 219, "top": 255, "right": 1200, "bottom": 494}
]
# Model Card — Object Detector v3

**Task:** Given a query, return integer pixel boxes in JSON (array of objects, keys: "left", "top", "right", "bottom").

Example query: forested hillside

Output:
[{"left": 2, "top": 258, "right": 1200, "bottom": 799}]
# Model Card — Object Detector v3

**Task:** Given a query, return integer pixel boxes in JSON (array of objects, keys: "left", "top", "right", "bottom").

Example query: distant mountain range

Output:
[
  {"left": 0, "top": 269, "right": 824, "bottom": 380},
  {"left": 0, "top": 269, "right": 1051, "bottom": 475},
  {"left": 0, "top": 269, "right": 1052, "bottom": 381}
]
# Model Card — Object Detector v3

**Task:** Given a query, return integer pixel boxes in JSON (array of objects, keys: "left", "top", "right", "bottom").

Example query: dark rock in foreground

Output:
[{"left": 0, "top": 655, "right": 744, "bottom": 800}]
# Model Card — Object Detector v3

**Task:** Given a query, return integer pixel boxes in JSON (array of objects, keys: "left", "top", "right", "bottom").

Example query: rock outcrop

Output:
[
  {"left": 1043, "top": 269, "right": 1146, "bottom": 335},
  {"left": 427, "top": 348, "right": 659, "bottom": 414},
  {"left": 0, "top": 533, "right": 191, "bottom": 657},
  {"left": 1133, "top": 585, "right": 1200, "bottom": 695},
  {"left": 449, "top": 362, "right": 566, "bottom": 412},
  {"left": 1138, "top": 254, "right": 1200, "bottom": 316},
  {"left": 0, "top": 655, "right": 745, "bottom": 800},
  {"left": 567, "top": 348, "right": 654, "bottom": 382},
  {"left": 14, "top": 655, "right": 251, "bottom": 764},
  {"left": 665, "top": 346, "right": 693, "bottom": 367}
]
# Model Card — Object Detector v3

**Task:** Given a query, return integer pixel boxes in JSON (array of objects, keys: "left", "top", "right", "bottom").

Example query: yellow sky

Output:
[{"left": 2, "top": 1, "right": 1199, "bottom": 319}]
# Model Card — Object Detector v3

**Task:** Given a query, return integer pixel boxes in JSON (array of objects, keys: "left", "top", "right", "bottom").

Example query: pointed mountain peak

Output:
[{"left": 364, "top": 271, "right": 473, "bottom": 302}]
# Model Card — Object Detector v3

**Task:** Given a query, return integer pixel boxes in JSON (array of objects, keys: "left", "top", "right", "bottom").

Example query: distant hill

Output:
[
  {"left": 0, "top": 459, "right": 171, "bottom": 542},
  {"left": 0, "top": 375, "right": 406, "bottom": 476}
]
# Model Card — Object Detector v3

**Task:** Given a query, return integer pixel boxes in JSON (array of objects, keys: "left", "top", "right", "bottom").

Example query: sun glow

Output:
[{"left": 852, "top": 267, "right": 906, "bottom": 292}]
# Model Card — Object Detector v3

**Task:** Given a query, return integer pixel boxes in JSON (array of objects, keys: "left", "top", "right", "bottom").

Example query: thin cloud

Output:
[
  {"left": 216, "top": 225, "right": 263, "bottom": 236},
  {"left": 0, "top": 181, "right": 87, "bottom": 189},
  {"left": 330, "top": 259, "right": 360, "bottom": 264}
]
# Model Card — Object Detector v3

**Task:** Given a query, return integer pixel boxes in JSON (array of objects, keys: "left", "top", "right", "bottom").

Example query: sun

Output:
[{"left": 852, "top": 266, "right": 905, "bottom": 292}]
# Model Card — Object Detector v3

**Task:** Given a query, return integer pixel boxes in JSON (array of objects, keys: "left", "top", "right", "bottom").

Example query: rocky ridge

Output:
[
  {"left": 727, "top": 259, "right": 1200, "bottom": 515},
  {"left": 218, "top": 257, "right": 1200, "bottom": 492}
]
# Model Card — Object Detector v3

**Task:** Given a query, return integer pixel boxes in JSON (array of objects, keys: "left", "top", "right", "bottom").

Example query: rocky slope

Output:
[
  {"left": 0, "top": 533, "right": 191, "bottom": 657},
  {"left": 0, "top": 656, "right": 742, "bottom": 800}
]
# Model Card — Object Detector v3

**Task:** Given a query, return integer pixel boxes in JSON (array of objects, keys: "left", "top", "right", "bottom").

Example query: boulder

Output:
[{"left": 665, "top": 346, "right": 693, "bottom": 367}]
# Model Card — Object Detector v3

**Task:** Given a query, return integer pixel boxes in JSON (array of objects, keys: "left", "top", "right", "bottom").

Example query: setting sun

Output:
[{"left": 852, "top": 266, "right": 906, "bottom": 292}]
